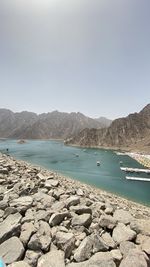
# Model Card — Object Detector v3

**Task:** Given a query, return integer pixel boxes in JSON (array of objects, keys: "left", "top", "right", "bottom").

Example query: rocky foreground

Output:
[{"left": 0, "top": 153, "right": 150, "bottom": 267}]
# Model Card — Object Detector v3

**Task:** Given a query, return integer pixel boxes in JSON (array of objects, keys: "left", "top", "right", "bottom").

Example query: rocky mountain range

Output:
[
  {"left": 65, "top": 104, "right": 150, "bottom": 152},
  {"left": 0, "top": 109, "right": 111, "bottom": 139}
]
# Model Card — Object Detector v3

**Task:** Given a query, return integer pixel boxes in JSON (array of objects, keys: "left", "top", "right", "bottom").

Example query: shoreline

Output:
[{"left": 1, "top": 152, "right": 150, "bottom": 215}]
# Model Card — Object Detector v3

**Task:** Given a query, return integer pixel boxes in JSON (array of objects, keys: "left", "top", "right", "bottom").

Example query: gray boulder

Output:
[
  {"left": 55, "top": 231, "right": 75, "bottom": 258},
  {"left": 119, "top": 248, "right": 149, "bottom": 267},
  {"left": 37, "top": 250, "right": 65, "bottom": 267},
  {"left": 49, "top": 212, "right": 70, "bottom": 226},
  {"left": 120, "top": 241, "right": 136, "bottom": 256},
  {"left": 74, "top": 236, "right": 93, "bottom": 262},
  {"left": 0, "top": 212, "right": 22, "bottom": 244},
  {"left": 113, "top": 209, "right": 134, "bottom": 225},
  {"left": 72, "top": 214, "right": 92, "bottom": 228},
  {"left": 130, "top": 219, "right": 150, "bottom": 236},
  {"left": 8, "top": 262, "right": 31, "bottom": 267},
  {"left": 141, "top": 237, "right": 150, "bottom": 255},
  {"left": 92, "top": 234, "right": 109, "bottom": 253},
  {"left": 45, "top": 179, "right": 59, "bottom": 188},
  {"left": 112, "top": 223, "right": 137, "bottom": 244},
  {"left": 66, "top": 196, "right": 80, "bottom": 208},
  {"left": 20, "top": 222, "right": 36, "bottom": 246},
  {"left": 25, "top": 250, "right": 42, "bottom": 267},
  {"left": 99, "top": 215, "right": 117, "bottom": 229},
  {"left": 0, "top": 236, "right": 24, "bottom": 265},
  {"left": 10, "top": 196, "right": 33, "bottom": 213}
]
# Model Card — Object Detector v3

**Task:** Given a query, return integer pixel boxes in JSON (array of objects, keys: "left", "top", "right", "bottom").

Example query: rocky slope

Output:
[
  {"left": 65, "top": 104, "right": 150, "bottom": 152},
  {"left": 0, "top": 109, "right": 106, "bottom": 140},
  {"left": 0, "top": 153, "right": 150, "bottom": 266}
]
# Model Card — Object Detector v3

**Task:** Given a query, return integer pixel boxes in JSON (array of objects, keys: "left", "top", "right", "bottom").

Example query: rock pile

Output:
[{"left": 0, "top": 153, "right": 150, "bottom": 267}]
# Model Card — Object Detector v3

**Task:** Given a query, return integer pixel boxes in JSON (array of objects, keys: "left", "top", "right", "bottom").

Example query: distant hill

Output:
[
  {"left": 95, "top": 117, "right": 112, "bottom": 128},
  {"left": 0, "top": 109, "right": 108, "bottom": 139},
  {"left": 65, "top": 104, "right": 150, "bottom": 152}
]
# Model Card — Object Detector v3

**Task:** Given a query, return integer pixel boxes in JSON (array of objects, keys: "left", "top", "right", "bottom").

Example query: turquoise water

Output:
[{"left": 0, "top": 139, "right": 150, "bottom": 206}]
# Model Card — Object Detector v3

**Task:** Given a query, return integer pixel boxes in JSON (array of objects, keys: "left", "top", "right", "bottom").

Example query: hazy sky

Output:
[{"left": 0, "top": 0, "right": 150, "bottom": 119}]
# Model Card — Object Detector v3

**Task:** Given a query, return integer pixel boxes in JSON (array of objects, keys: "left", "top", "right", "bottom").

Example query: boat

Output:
[{"left": 97, "top": 161, "right": 100, "bottom": 166}]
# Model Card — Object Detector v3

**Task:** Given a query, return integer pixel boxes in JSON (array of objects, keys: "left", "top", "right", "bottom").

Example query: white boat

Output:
[{"left": 97, "top": 161, "right": 100, "bottom": 166}]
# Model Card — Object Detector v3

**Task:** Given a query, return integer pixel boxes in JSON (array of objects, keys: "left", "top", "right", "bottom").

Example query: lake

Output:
[{"left": 0, "top": 139, "right": 150, "bottom": 206}]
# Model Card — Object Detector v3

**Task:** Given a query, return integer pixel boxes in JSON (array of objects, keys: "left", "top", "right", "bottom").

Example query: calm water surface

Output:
[{"left": 0, "top": 139, "right": 150, "bottom": 206}]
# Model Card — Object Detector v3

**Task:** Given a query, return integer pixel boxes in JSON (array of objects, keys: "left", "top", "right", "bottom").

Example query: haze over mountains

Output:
[
  {"left": 0, "top": 109, "right": 111, "bottom": 139},
  {"left": 65, "top": 104, "right": 150, "bottom": 152}
]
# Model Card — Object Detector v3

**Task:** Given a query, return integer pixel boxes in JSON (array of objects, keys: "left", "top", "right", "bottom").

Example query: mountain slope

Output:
[
  {"left": 65, "top": 104, "right": 150, "bottom": 152},
  {"left": 0, "top": 109, "right": 106, "bottom": 139}
]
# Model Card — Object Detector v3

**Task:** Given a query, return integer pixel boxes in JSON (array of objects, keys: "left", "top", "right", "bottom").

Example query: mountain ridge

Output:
[
  {"left": 0, "top": 109, "right": 111, "bottom": 139},
  {"left": 65, "top": 104, "right": 150, "bottom": 153}
]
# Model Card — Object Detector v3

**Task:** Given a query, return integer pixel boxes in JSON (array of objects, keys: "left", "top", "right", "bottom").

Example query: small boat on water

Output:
[
  {"left": 97, "top": 161, "right": 100, "bottom": 166},
  {"left": 75, "top": 154, "right": 79, "bottom": 157}
]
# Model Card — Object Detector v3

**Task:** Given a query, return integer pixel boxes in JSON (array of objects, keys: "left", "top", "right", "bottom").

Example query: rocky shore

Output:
[{"left": 0, "top": 153, "right": 150, "bottom": 267}]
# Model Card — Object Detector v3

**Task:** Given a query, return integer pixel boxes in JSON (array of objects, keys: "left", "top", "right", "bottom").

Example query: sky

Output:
[{"left": 0, "top": 0, "right": 150, "bottom": 119}]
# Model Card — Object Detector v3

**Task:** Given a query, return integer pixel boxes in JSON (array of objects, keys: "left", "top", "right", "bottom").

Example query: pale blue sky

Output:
[{"left": 0, "top": 0, "right": 150, "bottom": 119}]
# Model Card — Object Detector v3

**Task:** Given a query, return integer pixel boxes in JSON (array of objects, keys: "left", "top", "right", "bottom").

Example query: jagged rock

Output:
[
  {"left": 28, "top": 233, "right": 51, "bottom": 252},
  {"left": 55, "top": 231, "right": 75, "bottom": 258},
  {"left": 37, "top": 250, "right": 65, "bottom": 267},
  {"left": 51, "top": 201, "right": 66, "bottom": 212},
  {"left": 0, "top": 236, "right": 24, "bottom": 265},
  {"left": 136, "top": 234, "right": 148, "bottom": 245},
  {"left": 28, "top": 221, "right": 51, "bottom": 252},
  {"left": 119, "top": 249, "right": 149, "bottom": 267},
  {"left": 49, "top": 212, "right": 70, "bottom": 226},
  {"left": 72, "top": 214, "right": 92, "bottom": 228},
  {"left": 141, "top": 237, "right": 150, "bottom": 254},
  {"left": 33, "top": 192, "right": 55, "bottom": 209},
  {"left": 130, "top": 219, "right": 150, "bottom": 236},
  {"left": 112, "top": 223, "right": 137, "bottom": 244},
  {"left": 70, "top": 205, "right": 92, "bottom": 215},
  {"left": 101, "top": 232, "right": 116, "bottom": 249},
  {"left": 8, "top": 262, "right": 31, "bottom": 267},
  {"left": 35, "top": 209, "right": 51, "bottom": 222},
  {"left": 0, "top": 212, "right": 22, "bottom": 244},
  {"left": 113, "top": 209, "right": 134, "bottom": 225},
  {"left": 76, "top": 188, "right": 84, "bottom": 196},
  {"left": 3, "top": 207, "right": 18, "bottom": 218},
  {"left": 67, "top": 252, "right": 116, "bottom": 267},
  {"left": 99, "top": 215, "right": 117, "bottom": 229},
  {"left": 92, "top": 234, "right": 109, "bottom": 253},
  {"left": 20, "top": 222, "right": 36, "bottom": 246},
  {"left": 120, "top": 241, "right": 136, "bottom": 256},
  {"left": 10, "top": 196, "right": 33, "bottom": 213},
  {"left": 45, "top": 179, "right": 59, "bottom": 188},
  {"left": 66, "top": 196, "right": 80, "bottom": 208},
  {"left": 0, "top": 199, "right": 8, "bottom": 210},
  {"left": 110, "top": 249, "right": 122, "bottom": 265},
  {"left": 74, "top": 236, "right": 93, "bottom": 262},
  {"left": 24, "top": 250, "right": 42, "bottom": 267}
]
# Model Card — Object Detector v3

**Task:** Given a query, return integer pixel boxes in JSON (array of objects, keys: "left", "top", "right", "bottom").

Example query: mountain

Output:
[
  {"left": 0, "top": 109, "right": 107, "bottom": 139},
  {"left": 65, "top": 104, "right": 150, "bottom": 152},
  {"left": 95, "top": 117, "right": 112, "bottom": 127}
]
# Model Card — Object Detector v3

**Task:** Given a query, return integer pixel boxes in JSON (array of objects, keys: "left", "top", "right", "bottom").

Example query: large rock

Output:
[
  {"left": 49, "top": 212, "right": 70, "bottom": 226},
  {"left": 70, "top": 205, "right": 92, "bottom": 215},
  {"left": 141, "top": 237, "right": 150, "bottom": 255},
  {"left": 8, "top": 262, "right": 31, "bottom": 267},
  {"left": 119, "top": 249, "right": 149, "bottom": 267},
  {"left": 67, "top": 252, "right": 116, "bottom": 267},
  {"left": 0, "top": 236, "right": 24, "bottom": 265},
  {"left": 74, "top": 236, "right": 93, "bottom": 262},
  {"left": 92, "top": 234, "right": 109, "bottom": 253},
  {"left": 72, "top": 214, "right": 92, "bottom": 228},
  {"left": 55, "top": 231, "right": 75, "bottom": 258},
  {"left": 45, "top": 179, "right": 59, "bottom": 188},
  {"left": 113, "top": 209, "right": 134, "bottom": 225},
  {"left": 120, "top": 241, "right": 136, "bottom": 256},
  {"left": 20, "top": 222, "right": 36, "bottom": 246},
  {"left": 130, "top": 219, "right": 150, "bottom": 236},
  {"left": 0, "top": 212, "right": 22, "bottom": 244},
  {"left": 101, "top": 232, "right": 116, "bottom": 249},
  {"left": 33, "top": 192, "right": 54, "bottom": 209},
  {"left": 112, "top": 223, "right": 137, "bottom": 244},
  {"left": 37, "top": 250, "right": 65, "bottom": 267},
  {"left": 25, "top": 250, "right": 42, "bottom": 267},
  {"left": 99, "top": 215, "right": 117, "bottom": 229},
  {"left": 28, "top": 221, "right": 51, "bottom": 252},
  {"left": 66, "top": 196, "right": 80, "bottom": 208},
  {"left": 10, "top": 196, "right": 33, "bottom": 213}
]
